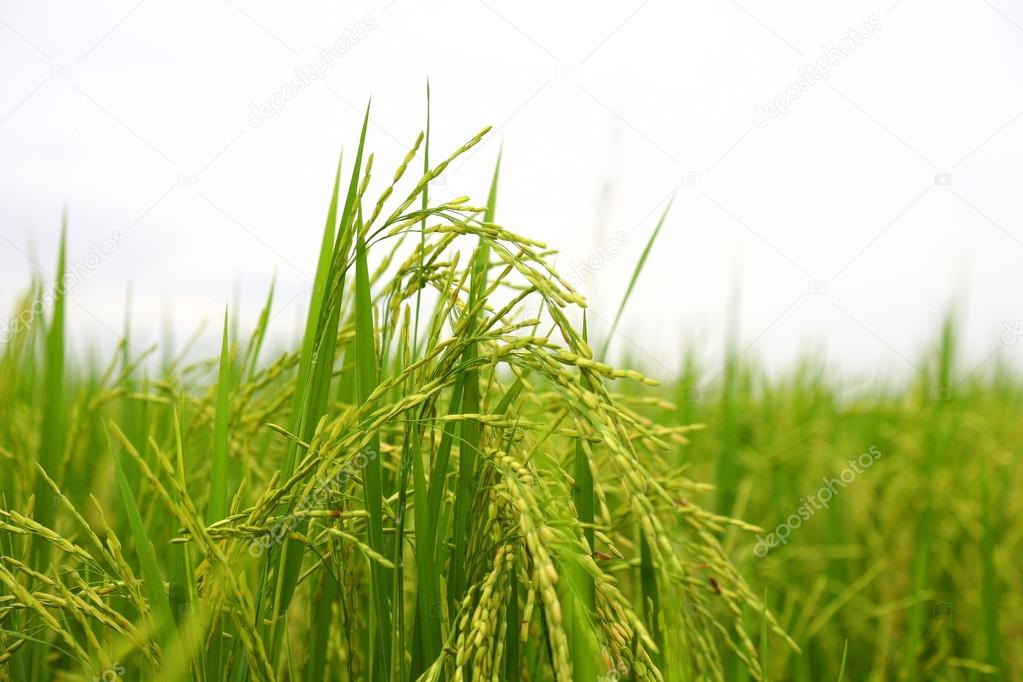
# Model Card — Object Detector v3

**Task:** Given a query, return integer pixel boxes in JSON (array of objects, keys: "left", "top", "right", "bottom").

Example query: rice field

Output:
[{"left": 0, "top": 112, "right": 1017, "bottom": 681}]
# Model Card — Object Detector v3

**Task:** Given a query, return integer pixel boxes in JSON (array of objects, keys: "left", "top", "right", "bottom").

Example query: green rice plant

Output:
[{"left": 0, "top": 107, "right": 1017, "bottom": 682}]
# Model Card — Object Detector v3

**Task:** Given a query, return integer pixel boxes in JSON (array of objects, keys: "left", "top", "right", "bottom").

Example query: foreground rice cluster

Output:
[{"left": 0, "top": 113, "right": 783, "bottom": 681}]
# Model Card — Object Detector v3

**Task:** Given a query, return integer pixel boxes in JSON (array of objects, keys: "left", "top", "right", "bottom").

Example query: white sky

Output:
[{"left": 2, "top": 0, "right": 1022, "bottom": 384}]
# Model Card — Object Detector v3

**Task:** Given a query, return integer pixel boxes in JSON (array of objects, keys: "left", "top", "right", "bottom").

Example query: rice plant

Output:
[
  {"left": 1, "top": 108, "right": 1016, "bottom": 681},
  {"left": 0, "top": 109, "right": 787, "bottom": 681}
]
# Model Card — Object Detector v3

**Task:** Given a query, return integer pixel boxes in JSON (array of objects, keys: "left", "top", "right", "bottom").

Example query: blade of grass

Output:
[
  {"left": 761, "top": 588, "right": 769, "bottom": 681},
  {"left": 304, "top": 556, "right": 339, "bottom": 681},
  {"left": 449, "top": 152, "right": 500, "bottom": 613},
  {"left": 600, "top": 194, "right": 674, "bottom": 359},
  {"left": 979, "top": 460, "right": 1002, "bottom": 675},
  {"left": 640, "top": 533, "right": 662, "bottom": 668},
  {"left": 170, "top": 407, "right": 205, "bottom": 681},
  {"left": 412, "top": 79, "right": 430, "bottom": 362},
  {"left": 206, "top": 309, "right": 231, "bottom": 525},
  {"left": 574, "top": 312, "right": 595, "bottom": 607},
  {"left": 1, "top": 494, "right": 28, "bottom": 681},
  {"left": 261, "top": 109, "right": 367, "bottom": 673},
  {"left": 202, "top": 312, "right": 231, "bottom": 678},
  {"left": 245, "top": 275, "right": 275, "bottom": 381},
  {"left": 410, "top": 407, "right": 442, "bottom": 674},
  {"left": 27, "top": 216, "right": 68, "bottom": 682},
  {"left": 108, "top": 423, "right": 178, "bottom": 675},
  {"left": 31, "top": 214, "right": 67, "bottom": 559},
  {"left": 354, "top": 227, "right": 393, "bottom": 679}
]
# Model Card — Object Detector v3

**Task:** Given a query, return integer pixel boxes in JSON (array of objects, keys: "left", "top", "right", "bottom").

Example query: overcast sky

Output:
[{"left": 2, "top": 0, "right": 1022, "bottom": 383}]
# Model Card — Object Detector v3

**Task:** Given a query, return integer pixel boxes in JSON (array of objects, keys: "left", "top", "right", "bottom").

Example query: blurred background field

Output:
[
  {"left": 2, "top": 251, "right": 1018, "bottom": 679},
  {"left": 631, "top": 321, "right": 1021, "bottom": 680}
]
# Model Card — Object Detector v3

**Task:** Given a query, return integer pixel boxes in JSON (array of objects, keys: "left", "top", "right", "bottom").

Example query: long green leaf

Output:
[
  {"left": 108, "top": 423, "right": 177, "bottom": 671},
  {"left": 601, "top": 194, "right": 675, "bottom": 359},
  {"left": 355, "top": 227, "right": 393, "bottom": 678},
  {"left": 207, "top": 309, "right": 231, "bottom": 525},
  {"left": 32, "top": 215, "right": 67, "bottom": 556},
  {"left": 449, "top": 152, "right": 500, "bottom": 614}
]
